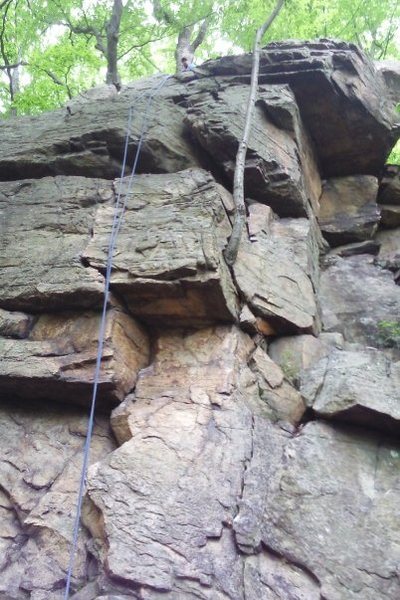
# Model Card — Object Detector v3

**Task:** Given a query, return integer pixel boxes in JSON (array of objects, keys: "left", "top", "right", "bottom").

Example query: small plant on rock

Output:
[{"left": 377, "top": 320, "right": 400, "bottom": 349}]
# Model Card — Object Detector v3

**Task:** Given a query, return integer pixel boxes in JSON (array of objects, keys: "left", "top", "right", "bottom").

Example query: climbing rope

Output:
[{"left": 64, "top": 74, "right": 171, "bottom": 600}]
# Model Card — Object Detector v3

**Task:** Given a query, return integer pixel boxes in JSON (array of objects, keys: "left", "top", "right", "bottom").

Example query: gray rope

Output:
[{"left": 63, "top": 74, "right": 171, "bottom": 600}]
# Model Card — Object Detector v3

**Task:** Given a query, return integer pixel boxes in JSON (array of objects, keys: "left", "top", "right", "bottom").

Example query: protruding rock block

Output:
[
  {"left": 0, "top": 176, "right": 110, "bottom": 312},
  {"left": 380, "top": 204, "right": 400, "bottom": 228},
  {"left": 0, "top": 308, "right": 149, "bottom": 408},
  {"left": 202, "top": 40, "right": 399, "bottom": 176},
  {"left": 301, "top": 348, "right": 400, "bottom": 433},
  {"left": 320, "top": 255, "right": 400, "bottom": 344},
  {"left": 84, "top": 169, "right": 239, "bottom": 326},
  {"left": 186, "top": 83, "right": 321, "bottom": 217},
  {"left": 233, "top": 206, "right": 322, "bottom": 334},
  {"left": 0, "top": 77, "right": 199, "bottom": 180},
  {"left": 318, "top": 175, "right": 380, "bottom": 246},
  {"left": 375, "top": 228, "right": 400, "bottom": 273}
]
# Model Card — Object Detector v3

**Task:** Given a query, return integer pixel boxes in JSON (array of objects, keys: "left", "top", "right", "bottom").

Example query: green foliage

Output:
[
  {"left": 0, "top": 0, "right": 399, "bottom": 116},
  {"left": 377, "top": 321, "right": 400, "bottom": 349}
]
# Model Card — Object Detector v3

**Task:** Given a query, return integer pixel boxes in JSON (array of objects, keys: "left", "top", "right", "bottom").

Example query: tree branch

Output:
[
  {"left": 191, "top": 18, "right": 208, "bottom": 51},
  {"left": 0, "top": 60, "right": 26, "bottom": 69},
  {"left": 224, "top": 0, "right": 285, "bottom": 266}
]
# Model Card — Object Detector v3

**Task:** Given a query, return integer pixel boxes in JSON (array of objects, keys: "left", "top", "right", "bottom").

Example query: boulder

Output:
[
  {"left": 202, "top": 40, "right": 399, "bottom": 176},
  {"left": 186, "top": 83, "right": 321, "bottom": 217},
  {"left": 236, "top": 420, "right": 400, "bottom": 600},
  {"left": 319, "top": 255, "right": 400, "bottom": 345},
  {"left": 84, "top": 169, "right": 239, "bottom": 326},
  {"left": 0, "top": 176, "right": 110, "bottom": 312},
  {"left": 379, "top": 164, "right": 400, "bottom": 205},
  {"left": 376, "top": 59, "right": 400, "bottom": 105},
  {"left": 0, "top": 77, "right": 199, "bottom": 181},
  {"left": 318, "top": 175, "right": 380, "bottom": 246},
  {"left": 0, "top": 307, "right": 149, "bottom": 408},
  {"left": 0, "top": 399, "right": 115, "bottom": 599},
  {"left": 301, "top": 348, "right": 400, "bottom": 433},
  {"left": 233, "top": 205, "right": 322, "bottom": 334}
]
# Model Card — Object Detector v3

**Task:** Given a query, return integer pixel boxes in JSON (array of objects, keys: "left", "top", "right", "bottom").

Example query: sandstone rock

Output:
[
  {"left": 84, "top": 169, "right": 239, "bottom": 326},
  {"left": 301, "top": 348, "right": 400, "bottom": 433},
  {"left": 320, "top": 255, "right": 400, "bottom": 344},
  {"left": 0, "top": 177, "right": 110, "bottom": 312},
  {"left": 379, "top": 164, "right": 400, "bottom": 205},
  {"left": 202, "top": 40, "right": 399, "bottom": 176},
  {"left": 237, "top": 420, "right": 400, "bottom": 600},
  {"left": 0, "top": 307, "right": 149, "bottom": 408},
  {"left": 250, "top": 346, "right": 305, "bottom": 424},
  {"left": 0, "top": 399, "right": 115, "bottom": 599},
  {"left": 380, "top": 204, "right": 400, "bottom": 228},
  {"left": 0, "top": 77, "right": 199, "bottom": 180},
  {"left": 88, "top": 326, "right": 259, "bottom": 597},
  {"left": 233, "top": 206, "right": 322, "bottom": 334},
  {"left": 0, "top": 308, "right": 34, "bottom": 338},
  {"left": 375, "top": 228, "right": 400, "bottom": 272},
  {"left": 268, "top": 332, "right": 344, "bottom": 382},
  {"left": 239, "top": 305, "right": 277, "bottom": 337},
  {"left": 186, "top": 83, "right": 321, "bottom": 217},
  {"left": 318, "top": 175, "right": 380, "bottom": 246}
]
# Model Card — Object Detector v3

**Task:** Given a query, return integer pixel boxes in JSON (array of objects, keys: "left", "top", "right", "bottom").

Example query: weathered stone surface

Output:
[
  {"left": 88, "top": 326, "right": 257, "bottom": 597},
  {"left": 318, "top": 175, "right": 380, "bottom": 246},
  {"left": 0, "top": 307, "right": 34, "bottom": 338},
  {"left": 0, "top": 399, "right": 115, "bottom": 599},
  {"left": 186, "top": 83, "right": 321, "bottom": 217},
  {"left": 0, "top": 176, "right": 110, "bottom": 312},
  {"left": 0, "top": 76, "right": 199, "bottom": 180},
  {"left": 250, "top": 346, "right": 306, "bottom": 424},
  {"left": 301, "top": 348, "right": 400, "bottom": 433},
  {"left": 376, "top": 228, "right": 400, "bottom": 272},
  {"left": 233, "top": 205, "right": 322, "bottom": 334},
  {"left": 0, "top": 307, "right": 149, "bottom": 408},
  {"left": 320, "top": 255, "right": 400, "bottom": 344},
  {"left": 84, "top": 169, "right": 239, "bottom": 326},
  {"left": 202, "top": 40, "right": 399, "bottom": 176},
  {"left": 380, "top": 204, "right": 400, "bottom": 228},
  {"left": 379, "top": 164, "right": 400, "bottom": 205},
  {"left": 269, "top": 332, "right": 344, "bottom": 382},
  {"left": 236, "top": 420, "right": 400, "bottom": 600}
]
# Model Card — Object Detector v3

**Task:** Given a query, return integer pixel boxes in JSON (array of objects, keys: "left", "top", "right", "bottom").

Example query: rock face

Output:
[
  {"left": 0, "top": 307, "right": 149, "bottom": 408},
  {"left": 301, "top": 348, "right": 400, "bottom": 433},
  {"left": 186, "top": 83, "right": 321, "bottom": 217},
  {"left": 84, "top": 169, "right": 239, "bottom": 326},
  {"left": 202, "top": 39, "right": 399, "bottom": 176},
  {"left": 318, "top": 175, "right": 380, "bottom": 246},
  {"left": 0, "top": 38, "right": 400, "bottom": 600}
]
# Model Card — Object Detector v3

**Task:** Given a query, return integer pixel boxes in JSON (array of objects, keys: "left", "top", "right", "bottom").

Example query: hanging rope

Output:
[{"left": 63, "top": 74, "right": 171, "bottom": 600}]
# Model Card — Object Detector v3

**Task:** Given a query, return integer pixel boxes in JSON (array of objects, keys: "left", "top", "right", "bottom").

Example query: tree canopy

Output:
[{"left": 0, "top": 0, "right": 399, "bottom": 124}]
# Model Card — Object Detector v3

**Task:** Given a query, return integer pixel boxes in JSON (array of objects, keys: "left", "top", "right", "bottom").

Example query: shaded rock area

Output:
[
  {"left": 0, "top": 39, "right": 400, "bottom": 600},
  {"left": 318, "top": 175, "right": 380, "bottom": 246}
]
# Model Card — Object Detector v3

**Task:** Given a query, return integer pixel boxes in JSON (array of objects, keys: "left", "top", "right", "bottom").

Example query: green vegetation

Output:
[
  {"left": 0, "top": 0, "right": 399, "bottom": 116},
  {"left": 377, "top": 320, "right": 400, "bottom": 349}
]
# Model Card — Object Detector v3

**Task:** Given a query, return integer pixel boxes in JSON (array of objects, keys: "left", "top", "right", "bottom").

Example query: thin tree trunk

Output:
[
  {"left": 105, "top": 0, "right": 123, "bottom": 87},
  {"left": 224, "top": 0, "right": 285, "bottom": 266}
]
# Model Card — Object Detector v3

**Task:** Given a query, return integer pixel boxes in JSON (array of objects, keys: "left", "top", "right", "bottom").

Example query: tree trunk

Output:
[
  {"left": 175, "top": 19, "right": 208, "bottom": 73},
  {"left": 105, "top": 0, "right": 123, "bottom": 88},
  {"left": 223, "top": 0, "right": 285, "bottom": 266}
]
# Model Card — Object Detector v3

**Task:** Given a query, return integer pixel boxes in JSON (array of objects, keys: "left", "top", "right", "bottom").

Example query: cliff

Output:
[{"left": 0, "top": 39, "right": 399, "bottom": 600}]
